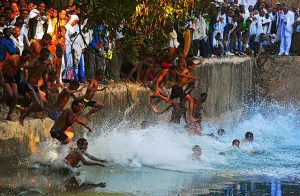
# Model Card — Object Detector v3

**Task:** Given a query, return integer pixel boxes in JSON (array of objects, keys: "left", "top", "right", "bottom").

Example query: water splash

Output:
[
  {"left": 86, "top": 103, "right": 300, "bottom": 179},
  {"left": 26, "top": 103, "right": 300, "bottom": 180}
]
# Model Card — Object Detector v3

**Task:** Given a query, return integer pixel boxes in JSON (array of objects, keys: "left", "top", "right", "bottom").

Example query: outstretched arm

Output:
[
  {"left": 75, "top": 117, "right": 92, "bottom": 132},
  {"left": 84, "top": 152, "right": 108, "bottom": 163},
  {"left": 80, "top": 155, "right": 105, "bottom": 166}
]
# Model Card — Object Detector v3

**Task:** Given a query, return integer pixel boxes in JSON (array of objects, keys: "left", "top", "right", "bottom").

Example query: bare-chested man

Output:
[
  {"left": 80, "top": 70, "right": 105, "bottom": 121},
  {"left": 0, "top": 49, "right": 31, "bottom": 120},
  {"left": 158, "top": 57, "right": 200, "bottom": 122},
  {"left": 48, "top": 80, "right": 85, "bottom": 120},
  {"left": 50, "top": 100, "right": 92, "bottom": 144},
  {"left": 64, "top": 138, "right": 107, "bottom": 167},
  {"left": 19, "top": 48, "right": 51, "bottom": 125},
  {"left": 30, "top": 33, "right": 52, "bottom": 58}
]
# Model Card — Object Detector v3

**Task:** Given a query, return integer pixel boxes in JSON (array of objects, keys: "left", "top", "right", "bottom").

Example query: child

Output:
[
  {"left": 64, "top": 138, "right": 108, "bottom": 168},
  {"left": 191, "top": 145, "right": 202, "bottom": 160}
]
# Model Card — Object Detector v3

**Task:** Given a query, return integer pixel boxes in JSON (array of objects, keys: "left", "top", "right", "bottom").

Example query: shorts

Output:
[
  {"left": 50, "top": 128, "right": 68, "bottom": 142},
  {"left": 82, "top": 99, "right": 97, "bottom": 109},
  {"left": 3, "top": 74, "right": 16, "bottom": 84},
  {"left": 170, "top": 84, "right": 185, "bottom": 99},
  {"left": 48, "top": 110, "right": 61, "bottom": 121}
]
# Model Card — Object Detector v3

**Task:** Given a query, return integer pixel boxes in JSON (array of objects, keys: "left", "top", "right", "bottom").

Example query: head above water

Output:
[
  {"left": 217, "top": 129, "right": 225, "bottom": 136},
  {"left": 77, "top": 138, "right": 88, "bottom": 151},
  {"left": 141, "top": 121, "right": 149, "bottom": 129},
  {"left": 245, "top": 132, "right": 254, "bottom": 142},
  {"left": 232, "top": 139, "right": 240, "bottom": 148},
  {"left": 192, "top": 145, "right": 202, "bottom": 159}
]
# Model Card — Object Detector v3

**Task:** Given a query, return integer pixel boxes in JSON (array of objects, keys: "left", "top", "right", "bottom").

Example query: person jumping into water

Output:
[
  {"left": 79, "top": 70, "right": 106, "bottom": 121},
  {"left": 50, "top": 99, "right": 92, "bottom": 144},
  {"left": 64, "top": 138, "right": 108, "bottom": 168}
]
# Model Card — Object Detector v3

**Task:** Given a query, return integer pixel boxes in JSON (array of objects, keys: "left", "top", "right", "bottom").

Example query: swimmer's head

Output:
[
  {"left": 141, "top": 121, "right": 149, "bottom": 129},
  {"left": 69, "top": 80, "right": 80, "bottom": 90},
  {"left": 232, "top": 139, "right": 240, "bottom": 148},
  {"left": 77, "top": 138, "right": 88, "bottom": 151},
  {"left": 192, "top": 145, "right": 202, "bottom": 159},
  {"left": 245, "top": 132, "right": 254, "bottom": 142},
  {"left": 217, "top": 129, "right": 225, "bottom": 136}
]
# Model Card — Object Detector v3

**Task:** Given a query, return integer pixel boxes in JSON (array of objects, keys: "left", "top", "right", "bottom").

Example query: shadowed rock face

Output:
[
  {"left": 258, "top": 56, "right": 300, "bottom": 106},
  {"left": 192, "top": 57, "right": 254, "bottom": 122},
  {"left": 0, "top": 57, "right": 255, "bottom": 157}
]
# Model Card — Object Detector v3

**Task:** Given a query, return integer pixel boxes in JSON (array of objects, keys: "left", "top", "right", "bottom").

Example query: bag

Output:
[{"left": 62, "top": 67, "right": 74, "bottom": 81}]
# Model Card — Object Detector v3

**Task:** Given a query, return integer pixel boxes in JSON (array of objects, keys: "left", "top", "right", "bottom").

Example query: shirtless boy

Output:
[
  {"left": 149, "top": 50, "right": 179, "bottom": 113},
  {"left": 159, "top": 57, "right": 198, "bottom": 122},
  {"left": 0, "top": 49, "right": 31, "bottom": 120},
  {"left": 19, "top": 48, "right": 51, "bottom": 125},
  {"left": 48, "top": 80, "right": 84, "bottom": 120},
  {"left": 80, "top": 70, "right": 105, "bottom": 121},
  {"left": 50, "top": 100, "right": 92, "bottom": 144},
  {"left": 64, "top": 138, "right": 107, "bottom": 167},
  {"left": 30, "top": 33, "right": 52, "bottom": 58}
]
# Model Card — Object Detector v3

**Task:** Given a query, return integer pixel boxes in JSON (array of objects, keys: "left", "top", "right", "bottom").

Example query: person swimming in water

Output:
[
  {"left": 218, "top": 139, "right": 240, "bottom": 155},
  {"left": 191, "top": 145, "right": 202, "bottom": 160},
  {"left": 141, "top": 120, "right": 149, "bottom": 129},
  {"left": 64, "top": 138, "right": 108, "bottom": 168},
  {"left": 232, "top": 139, "right": 240, "bottom": 148},
  {"left": 243, "top": 132, "right": 254, "bottom": 142}
]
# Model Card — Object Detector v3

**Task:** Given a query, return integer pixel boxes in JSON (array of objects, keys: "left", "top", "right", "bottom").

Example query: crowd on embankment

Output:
[{"left": 0, "top": 0, "right": 299, "bottom": 125}]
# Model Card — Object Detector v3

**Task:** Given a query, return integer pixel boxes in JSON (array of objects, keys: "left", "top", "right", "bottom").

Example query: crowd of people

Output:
[{"left": 0, "top": 0, "right": 298, "bottom": 167}]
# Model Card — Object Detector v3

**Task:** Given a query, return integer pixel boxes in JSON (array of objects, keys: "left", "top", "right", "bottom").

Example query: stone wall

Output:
[
  {"left": 257, "top": 56, "right": 300, "bottom": 106},
  {"left": 192, "top": 57, "right": 254, "bottom": 122}
]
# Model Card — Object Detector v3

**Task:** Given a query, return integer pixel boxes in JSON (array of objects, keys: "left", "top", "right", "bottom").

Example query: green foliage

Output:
[{"left": 73, "top": 0, "right": 210, "bottom": 59}]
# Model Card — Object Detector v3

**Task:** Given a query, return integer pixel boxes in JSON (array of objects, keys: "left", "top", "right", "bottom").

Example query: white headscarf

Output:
[
  {"left": 68, "top": 15, "right": 79, "bottom": 25},
  {"left": 28, "top": 8, "right": 39, "bottom": 19}
]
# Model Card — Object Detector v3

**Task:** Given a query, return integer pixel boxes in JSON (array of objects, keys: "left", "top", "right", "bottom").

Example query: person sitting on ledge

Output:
[
  {"left": 64, "top": 138, "right": 108, "bottom": 168},
  {"left": 50, "top": 99, "right": 92, "bottom": 145}
]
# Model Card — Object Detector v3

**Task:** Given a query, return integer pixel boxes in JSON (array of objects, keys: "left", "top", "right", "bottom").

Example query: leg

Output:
[
  {"left": 19, "top": 86, "right": 44, "bottom": 125},
  {"left": 56, "top": 57, "right": 62, "bottom": 85},
  {"left": 285, "top": 35, "right": 292, "bottom": 55},
  {"left": 184, "top": 94, "right": 195, "bottom": 122},
  {"left": 6, "top": 83, "right": 18, "bottom": 121},
  {"left": 279, "top": 35, "right": 285, "bottom": 54},
  {"left": 84, "top": 102, "right": 104, "bottom": 121}
]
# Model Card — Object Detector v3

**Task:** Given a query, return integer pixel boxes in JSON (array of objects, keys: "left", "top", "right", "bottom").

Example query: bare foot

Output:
[{"left": 84, "top": 114, "right": 92, "bottom": 122}]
